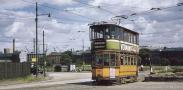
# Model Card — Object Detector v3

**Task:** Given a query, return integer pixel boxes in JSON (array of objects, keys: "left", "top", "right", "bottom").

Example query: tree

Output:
[
  {"left": 61, "top": 54, "right": 72, "bottom": 65},
  {"left": 139, "top": 48, "right": 151, "bottom": 65},
  {"left": 161, "top": 58, "right": 170, "bottom": 66}
]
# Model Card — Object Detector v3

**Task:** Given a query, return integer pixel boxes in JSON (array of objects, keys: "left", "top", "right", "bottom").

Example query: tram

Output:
[{"left": 89, "top": 22, "right": 139, "bottom": 84}]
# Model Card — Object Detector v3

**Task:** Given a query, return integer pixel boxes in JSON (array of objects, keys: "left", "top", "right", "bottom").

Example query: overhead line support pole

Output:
[{"left": 35, "top": 2, "right": 38, "bottom": 77}]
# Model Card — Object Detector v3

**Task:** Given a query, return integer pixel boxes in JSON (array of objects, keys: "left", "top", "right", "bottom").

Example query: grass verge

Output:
[{"left": 0, "top": 75, "right": 46, "bottom": 85}]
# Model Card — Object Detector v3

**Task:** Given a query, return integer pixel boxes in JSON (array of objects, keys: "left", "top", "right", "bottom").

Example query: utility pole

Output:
[
  {"left": 43, "top": 30, "right": 46, "bottom": 77},
  {"left": 82, "top": 39, "right": 85, "bottom": 70},
  {"left": 77, "top": 31, "right": 86, "bottom": 70},
  {"left": 35, "top": 2, "right": 38, "bottom": 77},
  {"left": 35, "top": 2, "right": 50, "bottom": 77},
  {"left": 33, "top": 38, "right": 35, "bottom": 53}
]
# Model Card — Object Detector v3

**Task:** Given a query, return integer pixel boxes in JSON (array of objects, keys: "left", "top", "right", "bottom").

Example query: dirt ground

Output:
[{"left": 1, "top": 72, "right": 183, "bottom": 90}]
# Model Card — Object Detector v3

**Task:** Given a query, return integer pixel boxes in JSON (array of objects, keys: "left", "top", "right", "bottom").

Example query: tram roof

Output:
[{"left": 90, "top": 24, "right": 139, "bottom": 35}]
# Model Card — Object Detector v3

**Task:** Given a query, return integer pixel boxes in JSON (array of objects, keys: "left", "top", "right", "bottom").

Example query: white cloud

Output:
[
  {"left": 40, "top": 0, "right": 75, "bottom": 6},
  {"left": 0, "top": 0, "right": 31, "bottom": 9},
  {"left": 0, "top": 0, "right": 183, "bottom": 54}
]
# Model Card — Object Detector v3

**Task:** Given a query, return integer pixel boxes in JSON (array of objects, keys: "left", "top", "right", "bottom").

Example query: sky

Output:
[{"left": 0, "top": 0, "right": 183, "bottom": 54}]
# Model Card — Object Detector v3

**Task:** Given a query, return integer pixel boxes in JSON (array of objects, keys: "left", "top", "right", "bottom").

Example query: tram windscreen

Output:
[
  {"left": 103, "top": 54, "right": 109, "bottom": 66},
  {"left": 90, "top": 25, "right": 139, "bottom": 44},
  {"left": 94, "top": 53, "right": 116, "bottom": 66},
  {"left": 110, "top": 54, "right": 116, "bottom": 66},
  {"left": 90, "top": 26, "right": 110, "bottom": 40},
  {"left": 95, "top": 54, "right": 103, "bottom": 65}
]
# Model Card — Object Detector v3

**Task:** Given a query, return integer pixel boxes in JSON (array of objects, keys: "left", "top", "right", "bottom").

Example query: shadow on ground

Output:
[{"left": 67, "top": 81, "right": 127, "bottom": 86}]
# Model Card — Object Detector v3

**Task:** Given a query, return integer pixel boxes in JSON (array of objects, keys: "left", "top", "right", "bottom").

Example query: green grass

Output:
[
  {"left": 0, "top": 75, "right": 46, "bottom": 84},
  {"left": 15, "top": 75, "right": 45, "bottom": 83}
]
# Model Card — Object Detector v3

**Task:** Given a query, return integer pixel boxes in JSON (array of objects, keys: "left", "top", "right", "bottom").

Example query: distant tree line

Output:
[{"left": 139, "top": 48, "right": 183, "bottom": 66}]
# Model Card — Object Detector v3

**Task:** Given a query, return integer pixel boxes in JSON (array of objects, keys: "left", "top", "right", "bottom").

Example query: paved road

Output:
[
  {"left": 8, "top": 81, "right": 183, "bottom": 90},
  {"left": 0, "top": 72, "right": 91, "bottom": 90},
  {"left": 1, "top": 72, "right": 183, "bottom": 90}
]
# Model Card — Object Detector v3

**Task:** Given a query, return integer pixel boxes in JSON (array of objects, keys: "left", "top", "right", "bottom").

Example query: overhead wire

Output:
[
  {"left": 72, "top": 0, "right": 116, "bottom": 15},
  {"left": 113, "top": 2, "right": 183, "bottom": 23},
  {"left": 22, "top": 0, "right": 97, "bottom": 22},
  {"left": 116, "top": 2, "right": 183, "bottom": 36}
]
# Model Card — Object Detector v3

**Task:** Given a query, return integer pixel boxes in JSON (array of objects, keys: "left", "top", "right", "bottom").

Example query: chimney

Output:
[{"left": 13, "top": 38, "right": 15, "bottom": 53}]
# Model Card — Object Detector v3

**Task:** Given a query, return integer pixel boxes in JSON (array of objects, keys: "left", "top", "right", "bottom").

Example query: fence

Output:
[
  {"left": 0, "top": 62, "right": 30, "bottom": 79},
  {"left": 142, "top": 66, "right": 183, "bottom": 71}
]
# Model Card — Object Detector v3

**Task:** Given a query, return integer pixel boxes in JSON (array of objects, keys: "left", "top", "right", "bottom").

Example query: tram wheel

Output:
[
  {"left": 121, "top": 78, "right": 127, "bottom": 84},
  {"left": 117, "top": 78, "right": 122, "bottom": 85},
  {"left": 117, "top": 78, "right": 126, "bottom": 84}
]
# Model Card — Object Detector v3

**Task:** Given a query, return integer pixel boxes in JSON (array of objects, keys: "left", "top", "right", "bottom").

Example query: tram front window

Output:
[
  {"left": 95, "top": 53, "right": 117, "bottom": 66},
  {"left": 95, "top": 55, "right": 103, "bottom": 65},
  {"left": 90, "top": 26, "right": 110, "bottom": 40},
  {"left": 103, "top": 54, "right": 109, "bottom": 66},
  {"left": 91, "top": 27, "right": 105, "bottom": 39},
  {"left": 111, "top": 54, "right": 116, "bottom": 66}
]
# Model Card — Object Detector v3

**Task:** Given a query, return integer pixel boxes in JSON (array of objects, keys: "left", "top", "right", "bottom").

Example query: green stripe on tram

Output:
[{"left": 106, "top": 40, "right": 120, "bottom": 50}]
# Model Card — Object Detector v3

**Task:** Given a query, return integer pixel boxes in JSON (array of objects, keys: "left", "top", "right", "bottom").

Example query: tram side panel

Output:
[{"left": 92, "top": 67, "right": 120, "bottom": 81}]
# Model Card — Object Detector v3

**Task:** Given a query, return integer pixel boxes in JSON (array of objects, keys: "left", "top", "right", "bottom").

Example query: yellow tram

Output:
[{"left": 89, "top": 22, "right": 139, "bottom": 84}]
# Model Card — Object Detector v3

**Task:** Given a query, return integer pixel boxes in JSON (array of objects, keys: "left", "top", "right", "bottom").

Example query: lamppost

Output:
[{"left": 35, "top": 2, "right": 51, "bottom": 77}]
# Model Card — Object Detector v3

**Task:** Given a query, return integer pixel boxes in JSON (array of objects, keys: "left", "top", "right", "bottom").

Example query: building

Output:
[
  {"left": 27, "top": 53, "right": 45, "bottom": 65},
  {"left": 46, "top": 52, "right": 62, "bottom": 66},
  {"left": 0, "top": 48, "right": 20, "bottom": 63}
]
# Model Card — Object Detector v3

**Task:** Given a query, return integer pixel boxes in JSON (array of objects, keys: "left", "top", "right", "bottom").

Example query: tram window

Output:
[
  {"left": 124, "top": 31, "right": 128, "bottom": 42},
  {"left": 128, "top": 33, "right": 131, "bottom": 43},
  {"left": 123, "top": 56, "right": 125, "bottom": 65},
  {"left": 124, "top": 56, "right": 128, "bottom": 65},
  {"left": 133, "top": 34, "right": 136, "bottom": 44},
  {"left": 103, "top": 54, "right": 109, "bottom": 66},
  {"left": 115, "top": 27, "right": 120, "bottom": 40},
  {"left": 131, "top": 34, "right": 134, "bottom": 43},
  {"left": 116, "top": 54, "right": 120, "bottom": 66},
  {"left": 137, "top": 35, "right": 139, "bottom": 44},
  {"left": 133, "top": 35, "right": 136, "bottom": 44},
  {"left": 96, "top": 30, "right": 103, "bottom": 39},
  {"left": 131, "top": 56, "right": 134, "bottom": 65},
  {"left": 91, "top": 27, "right": 105, "bottom": 39},
  {"left": 90, "top": 28, "right": 94, "bottom": 40},
  {"left": 130, "top": 56, "right": 132, "bottom": 65},
  {"left": 131, "top": 34, "right": 133, "bottom": 43},
  {"left": 129, "top": 33, "right": 131, "bottom": 43},
  {"left": 134, "top": 57, "right": 136, "bottom": 65},
  {"left": 105, "top": 28, "right": 110, "bottom": 39},
  {"left": 96, "top": 55, "right": 103, "bottom": 65},
  {"left": 110, "top": 29, "right": 115, "bottom": 39},
  {"left": 134, "top": 57, "right": 137, "bottom": 65},
  {"left": 128, "top": 57, "right": 131, "bottom": 65},
  {"left": 127, "top": 32, "right": 130, "bottom": 42},
  {"left": 120, "top": 30, "right": 123, "bottom": 40},
  {"left": 110, "top": 54, "right": 116, "bottom": 66},
  {"left": 120, "top": 55, "right": 124, "bottom": 65}
]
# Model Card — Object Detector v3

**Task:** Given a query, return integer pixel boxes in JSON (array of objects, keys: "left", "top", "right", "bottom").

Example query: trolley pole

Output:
[{"left": 35, "top": 2, "right": 38, "bottom": 77}]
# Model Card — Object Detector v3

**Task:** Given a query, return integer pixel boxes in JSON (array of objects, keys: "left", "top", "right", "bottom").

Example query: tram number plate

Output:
[{"left": 110, "top": 68, "right": 115, "bottom": 78}]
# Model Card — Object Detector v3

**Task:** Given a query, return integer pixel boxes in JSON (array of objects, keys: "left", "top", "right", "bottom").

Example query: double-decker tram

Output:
[{"left": 89, "top": 22, "right": 139, "bottom": 84}]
